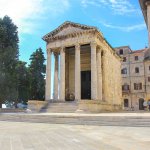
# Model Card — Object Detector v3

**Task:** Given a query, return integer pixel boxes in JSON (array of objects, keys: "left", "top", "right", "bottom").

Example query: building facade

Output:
[
  {"left": 115, "top": 46, "right": 150, "bottom": 110},
  {"left": 43, "top": 21, "right": 122, "bottom": 112}
]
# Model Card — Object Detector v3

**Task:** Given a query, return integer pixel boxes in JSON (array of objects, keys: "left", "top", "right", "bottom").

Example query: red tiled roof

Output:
[{"left": 131, "top": 48, "right": 147, "bottom": 54}]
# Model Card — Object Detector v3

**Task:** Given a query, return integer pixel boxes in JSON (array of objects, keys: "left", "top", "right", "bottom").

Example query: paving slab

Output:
[{"left": 0, "top": 121, "right": 150, "bottom": 150}]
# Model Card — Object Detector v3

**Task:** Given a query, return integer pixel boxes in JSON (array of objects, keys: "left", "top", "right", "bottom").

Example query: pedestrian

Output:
[
  {"left": 143, "top": 101, "right": 148, "bottom": 111},
  {"left": 148, "top": 101, "right": 150, "bottom": 111}
]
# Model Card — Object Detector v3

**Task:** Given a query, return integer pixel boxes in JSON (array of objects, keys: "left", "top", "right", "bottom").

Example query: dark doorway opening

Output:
[
  {"left": 139, "top": 98, "right": 144, "bottom": 110},
  {"left": 81, "top": 71, "right": 91, "bottom": 99},
  {"left": 124, "top": 99, "right": 129, "bottom": 107}
]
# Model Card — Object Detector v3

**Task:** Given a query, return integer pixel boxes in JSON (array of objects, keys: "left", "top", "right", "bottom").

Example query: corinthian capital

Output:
[
  {"left": 47, "top": 48, "right": 51, "bottom": 54},
  {"left": 90, "top": 41, "right": 97, "bottom": 48},
  {"left": 75, "top": 43, "right": 80, "bottom": 50}
]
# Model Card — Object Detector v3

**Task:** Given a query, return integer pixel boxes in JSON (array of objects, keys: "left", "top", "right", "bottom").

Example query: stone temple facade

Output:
[{"left": 42, "top": 21, "right": 122, "bottom": 112}]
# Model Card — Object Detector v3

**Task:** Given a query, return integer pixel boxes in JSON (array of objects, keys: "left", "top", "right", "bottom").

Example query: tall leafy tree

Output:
[
  {"left": 29, "top": 48, "right": 46, "bottom": 100},
  {"left": 0, "top": 16, "right": 19, "bottom": 107},
  {"left": 16, "top": 61, "right": 30, "bottom": 105}
]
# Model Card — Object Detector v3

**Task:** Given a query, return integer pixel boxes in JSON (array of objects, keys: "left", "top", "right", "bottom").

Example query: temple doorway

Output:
[{"left": 81, "top": 71, "right": 91, "bottom": 99}]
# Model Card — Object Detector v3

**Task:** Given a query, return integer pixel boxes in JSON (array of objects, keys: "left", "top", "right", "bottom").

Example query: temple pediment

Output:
[
  {"left": 54, "top": 26, "right": 85, "bottom": 37},
  {"left": 43, "top": 21, "right": 97, "bottom": 41}
]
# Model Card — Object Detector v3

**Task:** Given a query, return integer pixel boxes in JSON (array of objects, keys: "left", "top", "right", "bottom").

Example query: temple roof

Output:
[{"left": 42, "top": 21, "right": 98, "bottom": 42}]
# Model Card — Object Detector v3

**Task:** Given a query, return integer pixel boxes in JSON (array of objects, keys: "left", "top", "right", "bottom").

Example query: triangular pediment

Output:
[
  {"left": 43, "top": 21, "right": 97, "bottom": 41},
  {"left": 54, "top": 26, "right": 84, "bottom": 37}
]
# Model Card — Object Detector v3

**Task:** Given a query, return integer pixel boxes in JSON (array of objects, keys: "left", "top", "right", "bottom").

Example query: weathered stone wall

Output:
[
  {"left": 144, "top": 61, "right": 150, "bottom": 94},
  {"left": 114, "top": 46, "right": 150, "bottom": 110},
  {"left": 95, "top": 38, "right": 122, "bottom": 106},
  {"left": 80, "top": 46, "right": 91, "bottom": 71},
  {"left": 78, "top": 100, "right": 122, "bottom": 112},
  {"left": 103, "top": 50, "right": 122, "bottom": 105}
]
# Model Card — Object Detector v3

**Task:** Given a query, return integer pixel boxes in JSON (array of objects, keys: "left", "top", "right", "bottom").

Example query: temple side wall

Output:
[{"left": 103, "top": 49, "right": 122, "bottom": 105}]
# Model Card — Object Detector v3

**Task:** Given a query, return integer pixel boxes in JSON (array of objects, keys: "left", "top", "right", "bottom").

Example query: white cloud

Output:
[
  {"left": 100, "top": 21, "right": 146, "bottom": 32},
  {"left": 81, "top": 0, "right": 140, "bottom": 15},
  {"left": 0, "top": 0, "right": 70, "bottom": 34}
]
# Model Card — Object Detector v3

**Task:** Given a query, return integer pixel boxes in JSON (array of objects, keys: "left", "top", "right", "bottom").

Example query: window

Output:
[
  {"left": 135, "top": 56, "right": 138, "bottom": 61},
  {"left": 134, "top": 83, "right": 142, "bottom": 90},
  {"left": 122, "top": 84, "right": 129, "bottom": 91},
  {"left": 135, "top": 67, "right": 139, "bottom": 73},
  {"left": 123, "top": 57, "right": 126, "bottom": 62},
  {"left": 119, "top": 49, "right": 123, "bottom": 55},
  {"left": 121, "top": 68, "right": 127, "bottom": 74},
  {"left": 124, "top": 99, "right": 129, "bottom": 107},
  {"left": 148, "top": 77, "right": 150, "bottom": 82}
]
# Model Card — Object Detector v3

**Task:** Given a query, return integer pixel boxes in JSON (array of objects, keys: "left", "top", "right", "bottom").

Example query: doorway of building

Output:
[
  {"left": 81, "top": 71, "right": 91, "bottom": 99},
  {"left": 139, "top": 98, "right": 144, "bottom": 110}
]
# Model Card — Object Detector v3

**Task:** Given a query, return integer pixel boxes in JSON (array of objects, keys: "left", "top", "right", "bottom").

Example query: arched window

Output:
[
  {"left": 135, "top": 67, "right": 139, "bottom": 73},
  {"left": 119, "top": 49, "right": 123, "bottom": 55},
  {"left": 124, "top": 99, "right": 129, "bottom": 107},
  {"left": 121, "top": 68, "right": 127, "bottom": 74}
]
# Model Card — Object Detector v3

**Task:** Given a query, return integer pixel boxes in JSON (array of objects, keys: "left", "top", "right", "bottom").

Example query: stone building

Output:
[
  {"left": 115, "top": 46, "right": 150, "bottom": 110},
  {"left": 113, "top": 0, "right": 150, "bottom": 111},
  {"left": 42, "top": 21, "right": 122, "bottom": 112}
]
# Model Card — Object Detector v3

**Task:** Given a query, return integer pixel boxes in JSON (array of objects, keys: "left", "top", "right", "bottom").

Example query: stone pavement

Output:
[
  {"left": 0, "top": 121, "right": 150, "bottom": 150},
  {"left": 1, "top": 112, "right": 150, "bottom": 127}
]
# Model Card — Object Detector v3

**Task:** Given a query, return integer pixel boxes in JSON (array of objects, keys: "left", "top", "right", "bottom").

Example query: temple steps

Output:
[
  {"left": 1, "top": 113, "right": 150, "bottom": 127},
  {"left": 40, "top": 101, "right": 78, "bottom": 113}
]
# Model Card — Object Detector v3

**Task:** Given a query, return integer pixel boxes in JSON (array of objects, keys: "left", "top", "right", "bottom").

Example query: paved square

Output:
[{"left": 0, "top": 121, "right": 150, "bottom": 150}]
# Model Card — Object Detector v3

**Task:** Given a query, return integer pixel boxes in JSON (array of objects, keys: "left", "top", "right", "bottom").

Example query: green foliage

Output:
[
  {"left": 0, "top": 16, "right": 19, "bottom": 107},
  {"left": 29, "top": 48, "right": 46, "bottom": 100},
  {"left": 16, "top": 61, "right": 30, "bottom": 104},
  {"left": 0, "top": 16, "right": 46, "bottom": 107}
]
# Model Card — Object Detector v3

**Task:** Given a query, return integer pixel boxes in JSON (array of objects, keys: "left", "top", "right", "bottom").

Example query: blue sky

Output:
[{"left": 0, "top": 0, "right": 148, "bottom": 63}]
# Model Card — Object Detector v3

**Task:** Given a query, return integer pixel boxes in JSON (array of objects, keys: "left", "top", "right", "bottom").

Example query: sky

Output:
[{"left": 0, "top": 0, "right": 148, "bottom": 63}]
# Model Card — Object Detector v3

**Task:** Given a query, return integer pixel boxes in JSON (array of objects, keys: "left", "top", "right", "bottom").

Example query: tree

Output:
[
  {"left": 16, "top": 61, "right": 30, "bottom": 105},
  {"left": 29, "top": 48, "right": 46, "bottom": 100},
  {"left": 0, "top": 16, "right": 19, "bottom": 107}
]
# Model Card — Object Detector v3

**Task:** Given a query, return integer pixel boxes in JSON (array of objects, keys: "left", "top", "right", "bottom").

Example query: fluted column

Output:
[
  {"left": 60, "top": 47, "right": 65, "bottom": 101},
  {"left": 102, "top": 51, "right": 106, "bottom": 101},
  {"left": 91, "top": 42, "right": 98, "bottom": 100},
  {"left": 75, "top": 44, "right": 81, "bottom": 100},
  {"left": 97, "top": 48, "right": 102, "bottom": 100},
  {"left": 45, "top": 49, "right": 51, "bottom": 100},
  {"left": 54, "top": 53, "right": 59, "bottom": 99}
]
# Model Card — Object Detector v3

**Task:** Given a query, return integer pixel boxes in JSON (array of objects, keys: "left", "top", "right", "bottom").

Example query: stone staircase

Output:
[
  {"left": 40, "top": 101, "right": 78, "bottom": 113},
  {"left": 1, "top": 113, "right": 150, "bottom": 127}
]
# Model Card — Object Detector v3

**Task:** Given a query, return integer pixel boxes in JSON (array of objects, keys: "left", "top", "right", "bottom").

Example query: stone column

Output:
[
  {"left": 45, "top": 49, "right": 51, "bottom": 100},
  {"left": 54, "top": 53, "right": 59, "bottom": 99},
  {"left": 146, "top": 2, "right": 150, "bottom": 47},
  {"left": 102, "top": 51, "right": 106, "bottom": 101},
  {"left": 91, "top": 42, "right": 98, "bottom": 100},
  {"left": 75, "top": 44, "right": 81, "bottom": 100},
  {"left": 97, "top": 47, "right": 102, "bottom": 100},
  {"left": 59, "top": 47, "right": 65, "bottom": 101}
]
